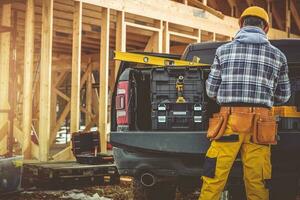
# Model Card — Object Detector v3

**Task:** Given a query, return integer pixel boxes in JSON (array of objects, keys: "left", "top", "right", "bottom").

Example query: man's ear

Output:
[{"left": 263, "top": 25, "right": 269, "bottom": 34}]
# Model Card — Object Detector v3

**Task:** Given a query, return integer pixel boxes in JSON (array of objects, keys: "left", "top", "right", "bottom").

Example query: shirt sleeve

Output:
[
  {"left": 274, "top": 57, "right": 291, "bottom": 104},
  {"left": 206, "top": 53, "right": 222, "bottom": 99}
]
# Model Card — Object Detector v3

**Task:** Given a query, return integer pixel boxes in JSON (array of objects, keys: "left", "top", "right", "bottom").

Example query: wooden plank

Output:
[
  {"left": 197, "top": 29, "right": 201, "bottom": 42},
  {"left": 125, "top": 21, "right": 161, "bottom": 32},
  {"left": 114, "top": 11, "right": 125, "bottom": 79},
  {"left": 267, "top": 0, "right": 273, "bottom": 28},
  {"left": 22, "top": 0, "right": 35, "bottom": 159},
  {"left": 0, "top": 3, "right": 11, "bottom": 156},
  {"left": 52, "top": 146, "right": 75, "bottom": 161},
  {"left": 155, "top": 21, "right": 163, "bottom": 53},
  {"left": 85, "top": 67, "right": 92, "bottom": 126},
  {"left": 286, "top": 0, "right": 291, "bottom": 36},
  {"left": 70, "top": 1, "right": 82, "bottom": 134},
  {"left": 272, "top": 3, "right": 285, "bottom": 30},
  {"left": 188, "top": 0, "right": 224, "bottom": 19},
  {"left": 0, "top": 25, "right": 12, "bottom": 32},
  {"left": 169, "top": 30, "right": 199, "bottom": 40},
  {"left": 39, "top": 0, "right": 53, "bottom": 162},
  {"left": 162, "top": 21, "right": 170, "bottom": 53},
  {"left": 99, "top": 8, "right": 110, "bottom": 153},
  {"left": 290, "top": 0, "right": 300, "bottom": 32}
]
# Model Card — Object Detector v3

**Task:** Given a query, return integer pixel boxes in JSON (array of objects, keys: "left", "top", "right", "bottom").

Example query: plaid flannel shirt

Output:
[{"left": 206, "top": 36, "right": 291, "bottom": 108}]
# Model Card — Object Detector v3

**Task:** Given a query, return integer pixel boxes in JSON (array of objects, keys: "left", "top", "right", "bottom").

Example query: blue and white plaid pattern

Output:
[{"left": 206, "top": 42, "right": 291, "bottom": 107}]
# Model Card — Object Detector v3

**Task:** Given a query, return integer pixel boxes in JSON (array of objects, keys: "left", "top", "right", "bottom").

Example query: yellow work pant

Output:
[{"left": 199, "top": 116, "right": 271, "bottom": 200}]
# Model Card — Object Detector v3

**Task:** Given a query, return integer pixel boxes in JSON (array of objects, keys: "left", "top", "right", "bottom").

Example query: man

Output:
[{"left": 200, "top": 6, "right": 291, "bottom": 200}]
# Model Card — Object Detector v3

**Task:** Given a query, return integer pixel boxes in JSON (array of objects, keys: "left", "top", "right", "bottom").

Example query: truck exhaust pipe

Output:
[{"left": 140, "top": 172, "right": 156, "bottom": 187}]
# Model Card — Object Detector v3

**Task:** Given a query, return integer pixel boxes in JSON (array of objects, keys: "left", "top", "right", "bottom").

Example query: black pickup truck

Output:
[{"left": 110, "top": 40, "right": 300, "bottom": 200}]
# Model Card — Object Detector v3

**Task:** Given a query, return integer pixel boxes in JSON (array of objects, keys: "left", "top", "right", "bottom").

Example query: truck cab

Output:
[{"left": 110, "top": 40, "right": 300, "bottom": 200}]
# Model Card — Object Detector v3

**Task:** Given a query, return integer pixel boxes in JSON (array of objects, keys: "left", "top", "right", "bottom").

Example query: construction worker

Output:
[{"left": 200, "top": 6, "right": 291, "bottom": 200}]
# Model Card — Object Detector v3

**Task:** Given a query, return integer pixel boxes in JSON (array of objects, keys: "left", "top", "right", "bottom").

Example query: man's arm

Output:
[
  {"left": 274, "top": 57, "right": 291, "bottom": 104},
  {"left": 206, "top": 53, "right": 222, "bottom": 100}
]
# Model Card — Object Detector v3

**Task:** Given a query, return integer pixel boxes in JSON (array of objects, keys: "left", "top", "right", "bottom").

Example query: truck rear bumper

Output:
[
  {"left": 110, "top": 131, "right": 210, "bottom": 155},
  {"left": 113, "top": 147, "right": 206, "bottom": 177}
]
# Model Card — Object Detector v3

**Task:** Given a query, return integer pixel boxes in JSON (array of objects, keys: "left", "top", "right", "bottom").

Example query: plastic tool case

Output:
[
  {"left": 150, "top": 67, "right": 206, "bottom": 131},
  {"left": 71, "top": 131, "right": 113, "bottom": 165}
]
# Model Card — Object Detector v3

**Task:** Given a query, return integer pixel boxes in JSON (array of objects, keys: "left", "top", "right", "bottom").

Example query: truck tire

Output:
[{"left": 133, "top": 178, "right": 176, "bottom": 200}]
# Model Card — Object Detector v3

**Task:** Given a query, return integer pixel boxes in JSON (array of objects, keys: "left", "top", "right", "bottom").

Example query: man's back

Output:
[{"left": 206, "top": 26, "right": 290, "bottom": 107}]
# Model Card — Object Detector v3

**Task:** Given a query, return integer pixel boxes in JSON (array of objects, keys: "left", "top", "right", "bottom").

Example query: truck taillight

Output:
[{"left": 116, "top": 81, "right": 129, "bottom": 125}]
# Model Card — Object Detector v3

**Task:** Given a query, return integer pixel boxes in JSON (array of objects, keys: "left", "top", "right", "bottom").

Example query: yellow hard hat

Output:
[{"left": 239, "top": 6, "right": 269, "bottom": 27}]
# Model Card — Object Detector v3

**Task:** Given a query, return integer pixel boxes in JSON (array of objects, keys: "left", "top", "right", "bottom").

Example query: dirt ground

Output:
[{"left": 5, "top": 180, "right": 199, "bottom": 200}]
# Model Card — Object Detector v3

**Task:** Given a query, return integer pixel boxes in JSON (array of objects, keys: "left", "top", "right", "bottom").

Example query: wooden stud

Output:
[
  {"left": 114, "top": 11, "right": 125, "bottom": 79},
  {"left": 99, "top": 8, "right": 110, "bottom": 153},
  {"left": 0, "top": 3, "right": 11, "bottom": 155},
  {"left": 162, "top": 21, "right": 170, "bottom": 53},
  {"left": 197, "top": 29, "right": 202, "bottom": 43},
  {"left": 0, "top": 25, "right": 12, "bottom": 33},
  {"left": 290, "top": 0, "right": 300, "bottom": 32},
  {"left": 169, "top": 31, "right": 199, "bottom": 40},
  {"left": 38, "top": 0, "right": 53, "bottom": 162},
  {"left": 70, "top": 1, "right": 82, "bottom": 134},
  {"left": 85, "top": 66, "right": 92, "bottom": 126},
  {"left": 50, "top": 73, "right": 57, "bottom": 132},
  {"left": 286, "top": 0, "right": 291, "bottom": 37},
  {"left": 272, "top": 3, "right": 285, "bottom": 30},
  {"left": 267, "top": 0, "right": 273, "bottom": 28},
  {"left": 22, "top": 0, "right": 35, "bottom": 159}
]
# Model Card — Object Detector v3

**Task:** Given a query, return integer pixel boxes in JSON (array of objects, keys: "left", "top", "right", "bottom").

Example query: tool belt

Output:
[{"left": 207, "top": 106, "right": 278, "bottom": 145}]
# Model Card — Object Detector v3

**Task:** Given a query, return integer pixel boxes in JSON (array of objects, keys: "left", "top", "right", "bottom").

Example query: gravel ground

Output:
[{"left": 4, "top": 180, "right": 199, "bottom": 200}]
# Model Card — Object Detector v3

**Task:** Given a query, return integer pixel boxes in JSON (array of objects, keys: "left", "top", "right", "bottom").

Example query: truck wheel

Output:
[{"left": 133, "top": 178, "right": 176, "bottom": 200}]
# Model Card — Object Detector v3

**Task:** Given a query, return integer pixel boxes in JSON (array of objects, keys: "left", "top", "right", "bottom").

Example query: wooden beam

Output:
[
  {"left": 22, "top": 0, "right": 35, "bottom": 159},
  {"left": 188, "top": 0, "right": 224, "bottom": 19},
  {"left": 267, "top": 0, "right": 273, "bottom": 28},
  {"left": 0, "top": 0, "right": 12, "bottom": 5},
  {"left": 169, "top": 31, "right": 199, "bottom": 40},
  {"left": 99, "top": 8, "right": 110, "bottom": 153},
  {"left": 125, "top": 21, "right": 161, "bottom": 32},
  {"left": 286, "top": 0, "right": 291, "bottom": 36},
  {"left": 0, "top": 3, "right": 11, "bottom": 155},
  {"left": 290, "top": 0, "right": 300, "bottom": 32},
  {"left": 155, "top": 20, "right": 163, "bottom": 53},
  {"left": 0, "top": 25, "right": 12, "bottom": 33},
  {"left": 162, "top": 21, "right": 170, "bottom": 53},
  {"left": 114, "top": 11, "right": 125, "bottom": 79},
  {"left": 38, "top": 0, "right": 53, "bottom": 162},
  {"left": 52, "top": 146, "right": 75, "bottom": 161},
  {"left": 70, "top": 1, "right": 82, "bottom": 134},
  {"left": 272, "top": 2, "right": 285, "bottom": 30},
  {"left": 85, "top": 67, "right": 92, "bottom": 126},
  {"left": 197, "top": 29, "right": 202, "bottom": 42}
]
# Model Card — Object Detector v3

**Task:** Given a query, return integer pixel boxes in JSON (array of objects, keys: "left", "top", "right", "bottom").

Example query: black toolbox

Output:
[
  {"left": 71, "top": 131, "right": 114, "bottom": 165},
  {"left": 150, "top": 67, "right": 206, "bottom": 131}
]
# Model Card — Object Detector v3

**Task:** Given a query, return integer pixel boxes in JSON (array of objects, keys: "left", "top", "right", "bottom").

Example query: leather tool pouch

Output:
[
  {"left": 207, "top": 113, "right": 229, "bottom": 140},
  {"left": 253, "top": 115, "right": 278, "bottom": 145},
  {"left": 231, "top": 112, "right": 254, "bottom": 133},
  {"left": 207, "top": 115, "right": 223, "bottom": 139}
]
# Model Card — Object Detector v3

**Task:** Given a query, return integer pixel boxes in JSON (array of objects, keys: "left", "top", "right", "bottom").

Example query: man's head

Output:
[{"left": 239, "top": 6, "right": 269, "bottom": 33}]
